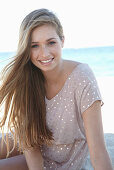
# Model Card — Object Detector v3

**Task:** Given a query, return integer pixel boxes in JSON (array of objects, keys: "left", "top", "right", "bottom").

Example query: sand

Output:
[
  {"left": 0, "top": 76, "right": 114, "bottom": 166},
  {"left": 0, "top": 76, "right": 114, "bottom": 133},
  {"left": 97, "top": 76, "right": 114, "bottom": 133}
]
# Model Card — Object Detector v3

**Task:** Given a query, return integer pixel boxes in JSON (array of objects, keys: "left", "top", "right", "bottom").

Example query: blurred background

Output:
[{"left": 0, "top": 0, "right": 114, "bottom": 133}]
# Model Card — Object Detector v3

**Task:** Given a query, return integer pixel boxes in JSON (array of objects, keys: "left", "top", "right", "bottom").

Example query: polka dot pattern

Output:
[{"left": 41, "top": 63, "right": 103, "bottom": 170}]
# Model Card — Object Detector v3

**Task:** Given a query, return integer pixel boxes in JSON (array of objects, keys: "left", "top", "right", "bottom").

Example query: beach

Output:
[
  {"left": 0, "top": 49, "right": 114, "bottom": 166},
  {"left": 0, "top": 67, "right": 114, "bottom": 167},
  {"left": 92, "top": 76, "right": 114, "bottom": 166},
  {"left": 0, "top": 76, "right": 114, "bottom": 134},
  {"left": 97, "top": 76, "right": 114, "bottom": 133}
]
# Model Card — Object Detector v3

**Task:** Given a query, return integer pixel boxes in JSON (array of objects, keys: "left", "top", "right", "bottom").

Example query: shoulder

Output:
[
  {"left": 63, "top": 60, "right": 95, "bottom": 79},
  {"left": 62, "top": 59, "right": 81, "bottom": 75}
]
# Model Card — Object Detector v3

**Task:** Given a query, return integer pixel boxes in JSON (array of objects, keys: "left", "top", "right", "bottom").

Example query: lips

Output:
[{"left": 39, "top": 58, "right": 54, "bottom": 64}]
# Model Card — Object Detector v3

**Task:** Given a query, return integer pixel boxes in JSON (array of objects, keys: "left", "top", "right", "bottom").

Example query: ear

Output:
[{"left": 61, "top": 36, "right": 65, "bottom": 48}]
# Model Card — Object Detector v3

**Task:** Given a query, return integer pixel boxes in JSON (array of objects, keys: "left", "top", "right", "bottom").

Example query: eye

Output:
[
  {"left": 49, "top": 41, "right": 56, "bottom": 45},
  {"left": 31, "top": 44, "right": 39, "bottom": 48}
]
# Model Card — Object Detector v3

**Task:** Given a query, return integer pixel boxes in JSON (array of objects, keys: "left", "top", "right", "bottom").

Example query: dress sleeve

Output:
[{"left": 75, "top": 64, "right": 103, "bottom": 114}]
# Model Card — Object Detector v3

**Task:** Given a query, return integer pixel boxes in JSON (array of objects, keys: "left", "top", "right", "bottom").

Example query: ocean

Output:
[{"left": 0, "top": 46, "right": 114, "bottom": 77}]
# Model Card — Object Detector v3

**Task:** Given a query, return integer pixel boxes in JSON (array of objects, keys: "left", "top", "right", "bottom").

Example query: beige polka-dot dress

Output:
[{"left": 40, "top": 63, "right": 103, "bottom": 170}]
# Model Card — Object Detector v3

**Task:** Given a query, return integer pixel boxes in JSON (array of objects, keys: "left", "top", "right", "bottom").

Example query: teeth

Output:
[{"left": 41, "top": 59, "right": 52, "bottom": 63}]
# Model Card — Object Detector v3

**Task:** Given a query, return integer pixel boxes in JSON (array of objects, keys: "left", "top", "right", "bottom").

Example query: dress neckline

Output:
[{"left": 45, "top": 63, "right": 83, "bottom": 102}]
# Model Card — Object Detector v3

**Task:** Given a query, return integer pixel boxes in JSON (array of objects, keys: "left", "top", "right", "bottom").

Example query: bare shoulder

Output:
[{"left": 63, "top": 59, "right": 81, "bottom": 74}]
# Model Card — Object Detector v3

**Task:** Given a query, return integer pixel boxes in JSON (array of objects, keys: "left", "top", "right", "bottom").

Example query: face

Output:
[{"left": 30, "top": 24, "right": 64, "bottom": 72}]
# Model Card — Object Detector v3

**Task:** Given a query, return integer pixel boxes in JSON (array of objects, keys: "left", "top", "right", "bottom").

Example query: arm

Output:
[
  {"left": 0, "top": 134, "right": 28, "bottom": 170},
  {"left": 0, "top": 155, "right": 28, "bottom": 170},
  {"left": 0, "top": 133, "right": 20, "bottom": 159},
  {"left": 82, "top": 101, "right": 113, "bottom": 170},
  {"left": 24, "top": 147, "right": 44, "bottom": 170}
]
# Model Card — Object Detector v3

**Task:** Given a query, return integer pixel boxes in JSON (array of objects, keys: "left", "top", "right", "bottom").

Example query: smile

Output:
[{"left": 40, "top": 58, "right": 54, "bottom": 64}]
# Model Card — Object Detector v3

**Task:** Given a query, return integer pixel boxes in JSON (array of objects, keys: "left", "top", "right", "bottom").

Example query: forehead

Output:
[{"left": 31, "top": 24, "right": 59, "bottom": 41}]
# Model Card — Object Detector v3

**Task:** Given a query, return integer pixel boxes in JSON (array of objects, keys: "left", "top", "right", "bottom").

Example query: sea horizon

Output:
[
  {"left": 0, "top": 45, "right": 114, "bottom": 134},
  {"left": 0, "top": 45, "right": 114, "bottom": 77}
]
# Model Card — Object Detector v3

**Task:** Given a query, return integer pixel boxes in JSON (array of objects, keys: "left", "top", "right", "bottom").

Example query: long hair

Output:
[{"left": 0, "top": 8, "right": 64, "bottom": 156}]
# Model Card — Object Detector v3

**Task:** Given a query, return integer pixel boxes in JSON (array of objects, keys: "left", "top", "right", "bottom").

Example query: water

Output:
[
  {"left": 62, "top": 46, "right": 114, "bottom": 77},
  {"left": 0, "top": 52, "right": 14, "bottom": 70},
  {"left": 0, "top": 46, "right": 114, "bottom": 77}
]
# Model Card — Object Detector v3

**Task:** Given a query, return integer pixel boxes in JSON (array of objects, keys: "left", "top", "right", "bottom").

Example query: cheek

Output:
[
  {"left": 55, "top": 46, "right": 62, "bottom": 57},
  {"left": 52, "top": 45, "right": 62, "bottom": 55},
  {"left": 30, "top": 50, "right": 37, "bottom": 61},
  {"left": 30, "top": 55, "right": 37, "bottom": 66},
  {"left": 30, "top": 53, "right": 34, "bottom": 62}
]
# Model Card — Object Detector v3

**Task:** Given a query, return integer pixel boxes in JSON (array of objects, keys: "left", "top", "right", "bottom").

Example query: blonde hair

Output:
[{"left": 0, "top": 8, "right": 64, "bottom": 156}]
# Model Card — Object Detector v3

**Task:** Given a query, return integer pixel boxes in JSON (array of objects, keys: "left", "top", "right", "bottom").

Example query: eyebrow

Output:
[{"left": 31, "top": 38, "right": 56, "bottom": 44}]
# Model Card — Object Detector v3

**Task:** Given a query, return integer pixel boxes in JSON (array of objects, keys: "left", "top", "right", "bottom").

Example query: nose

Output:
[{"left": 39, "top": 45, "right": 49, "bottom": 58}]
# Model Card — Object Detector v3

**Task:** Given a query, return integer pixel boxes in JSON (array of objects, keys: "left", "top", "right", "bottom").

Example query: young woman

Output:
[{"left": 0, "top": 8, "right": 113, "bottom": 170}]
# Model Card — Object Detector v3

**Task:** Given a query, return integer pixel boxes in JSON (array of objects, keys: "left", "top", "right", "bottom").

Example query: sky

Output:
[{"left": 0, "top": 0, "right": 114, "bottom": 52}]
